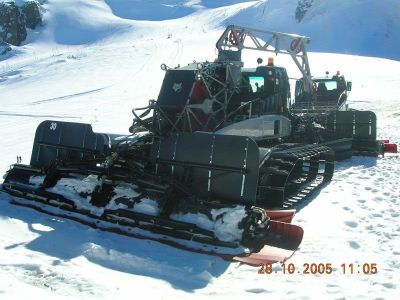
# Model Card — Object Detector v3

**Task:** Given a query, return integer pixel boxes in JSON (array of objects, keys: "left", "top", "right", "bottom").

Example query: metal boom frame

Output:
[{"left": 216, "top": 25, "right": 313, "bottom": 93}]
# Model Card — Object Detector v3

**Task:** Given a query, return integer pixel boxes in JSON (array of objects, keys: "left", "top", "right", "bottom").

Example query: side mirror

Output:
[{"left": 346, "top": 81, "right": 352, "bottom": 92}]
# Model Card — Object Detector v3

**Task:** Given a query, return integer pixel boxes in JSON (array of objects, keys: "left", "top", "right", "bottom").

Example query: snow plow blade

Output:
[
  {"left": 18, "top": 120, "right": 334, "bottom": 209},
  {"left": 327, "top": 111, "right": 382, "bottom": 156}
]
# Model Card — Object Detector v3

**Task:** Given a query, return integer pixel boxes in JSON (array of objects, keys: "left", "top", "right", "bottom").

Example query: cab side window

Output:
[{"left": 248, "top": 76, "right": 264, "bottom": 93}]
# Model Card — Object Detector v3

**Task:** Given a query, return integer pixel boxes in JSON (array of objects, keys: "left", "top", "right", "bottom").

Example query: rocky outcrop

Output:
[
  {"left": 295, "top": 0, "right": 314, "bottom": 22},
  {"left": 0, "top": 0, "right": 42, "bottom": 48},
  {"left": 0, "top": 1, "right": 27, "bottom": 46},
  {"left": 22, "top": 1, "right": 42, "bottom": 29}
]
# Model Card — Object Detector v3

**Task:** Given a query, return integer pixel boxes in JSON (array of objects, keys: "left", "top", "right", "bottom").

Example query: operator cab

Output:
[
  {"left": 294, "top": 72, "right": 352, "bottom": 110},
  {"left": 229, "top": 61, "right": 291, "bottom": 118}
]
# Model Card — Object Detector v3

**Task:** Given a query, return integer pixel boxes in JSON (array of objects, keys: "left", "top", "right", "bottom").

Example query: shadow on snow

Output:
[{"left": 0, "top": 194, "right": 230, "bottom": 291}]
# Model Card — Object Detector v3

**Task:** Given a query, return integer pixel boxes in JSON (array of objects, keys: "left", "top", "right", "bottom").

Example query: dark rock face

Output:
[
  {"left": 22, "top": 1, "right": 42, "bottom": 29},
  {"left": 295, "top": 0, "right": 314, "bottom": 22},
  {"left": 0, "top": 1, "right": 27, "bottom": 46},
  {"left": 0, "top": 0, "right": 42, "bottom": 49}
]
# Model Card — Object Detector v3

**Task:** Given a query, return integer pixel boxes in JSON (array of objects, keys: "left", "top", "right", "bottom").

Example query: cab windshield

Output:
[{"left": 315, "top": 80, "right": 337, "bottom": 91}]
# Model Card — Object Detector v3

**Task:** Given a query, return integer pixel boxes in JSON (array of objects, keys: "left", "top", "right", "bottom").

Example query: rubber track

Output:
[{"left": 257, "top": 144, "right": 334, "bottom": 209}]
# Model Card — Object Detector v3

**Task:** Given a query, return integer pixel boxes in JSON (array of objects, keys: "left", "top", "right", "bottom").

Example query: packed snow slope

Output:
[
  {"left": 0, "top": 0, "right": 399, "bottom": 299},
  {"left": 230, "top": 0, "right": 400, "bottom": 61}
]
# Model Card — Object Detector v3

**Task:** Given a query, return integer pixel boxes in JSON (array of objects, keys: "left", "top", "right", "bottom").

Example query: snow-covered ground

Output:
[
  {"left": 228, "top": 0, "right": 400, "bottom": 61},
  {"left": 0, "top": 0, "right": 399, "bottom": 299}
]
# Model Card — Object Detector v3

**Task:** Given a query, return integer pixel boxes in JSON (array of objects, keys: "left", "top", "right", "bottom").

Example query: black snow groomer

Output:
[{"left": 1, "top": 26, "right": 396, "bottom": 265}]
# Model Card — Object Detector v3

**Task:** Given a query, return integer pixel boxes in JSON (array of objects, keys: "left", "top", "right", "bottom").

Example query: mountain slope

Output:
[{"left": 227, "top": 0, "right": 400, "bottom": 60}]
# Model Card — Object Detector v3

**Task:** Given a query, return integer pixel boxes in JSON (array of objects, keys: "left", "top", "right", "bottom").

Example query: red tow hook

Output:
[{"left": 380, "top": 140, "right": 398, "bottom": 154}]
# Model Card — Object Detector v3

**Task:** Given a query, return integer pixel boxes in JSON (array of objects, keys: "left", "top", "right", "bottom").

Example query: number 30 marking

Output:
[{"left": 50, "top": 122, "right": 57, "bottom": 130}]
